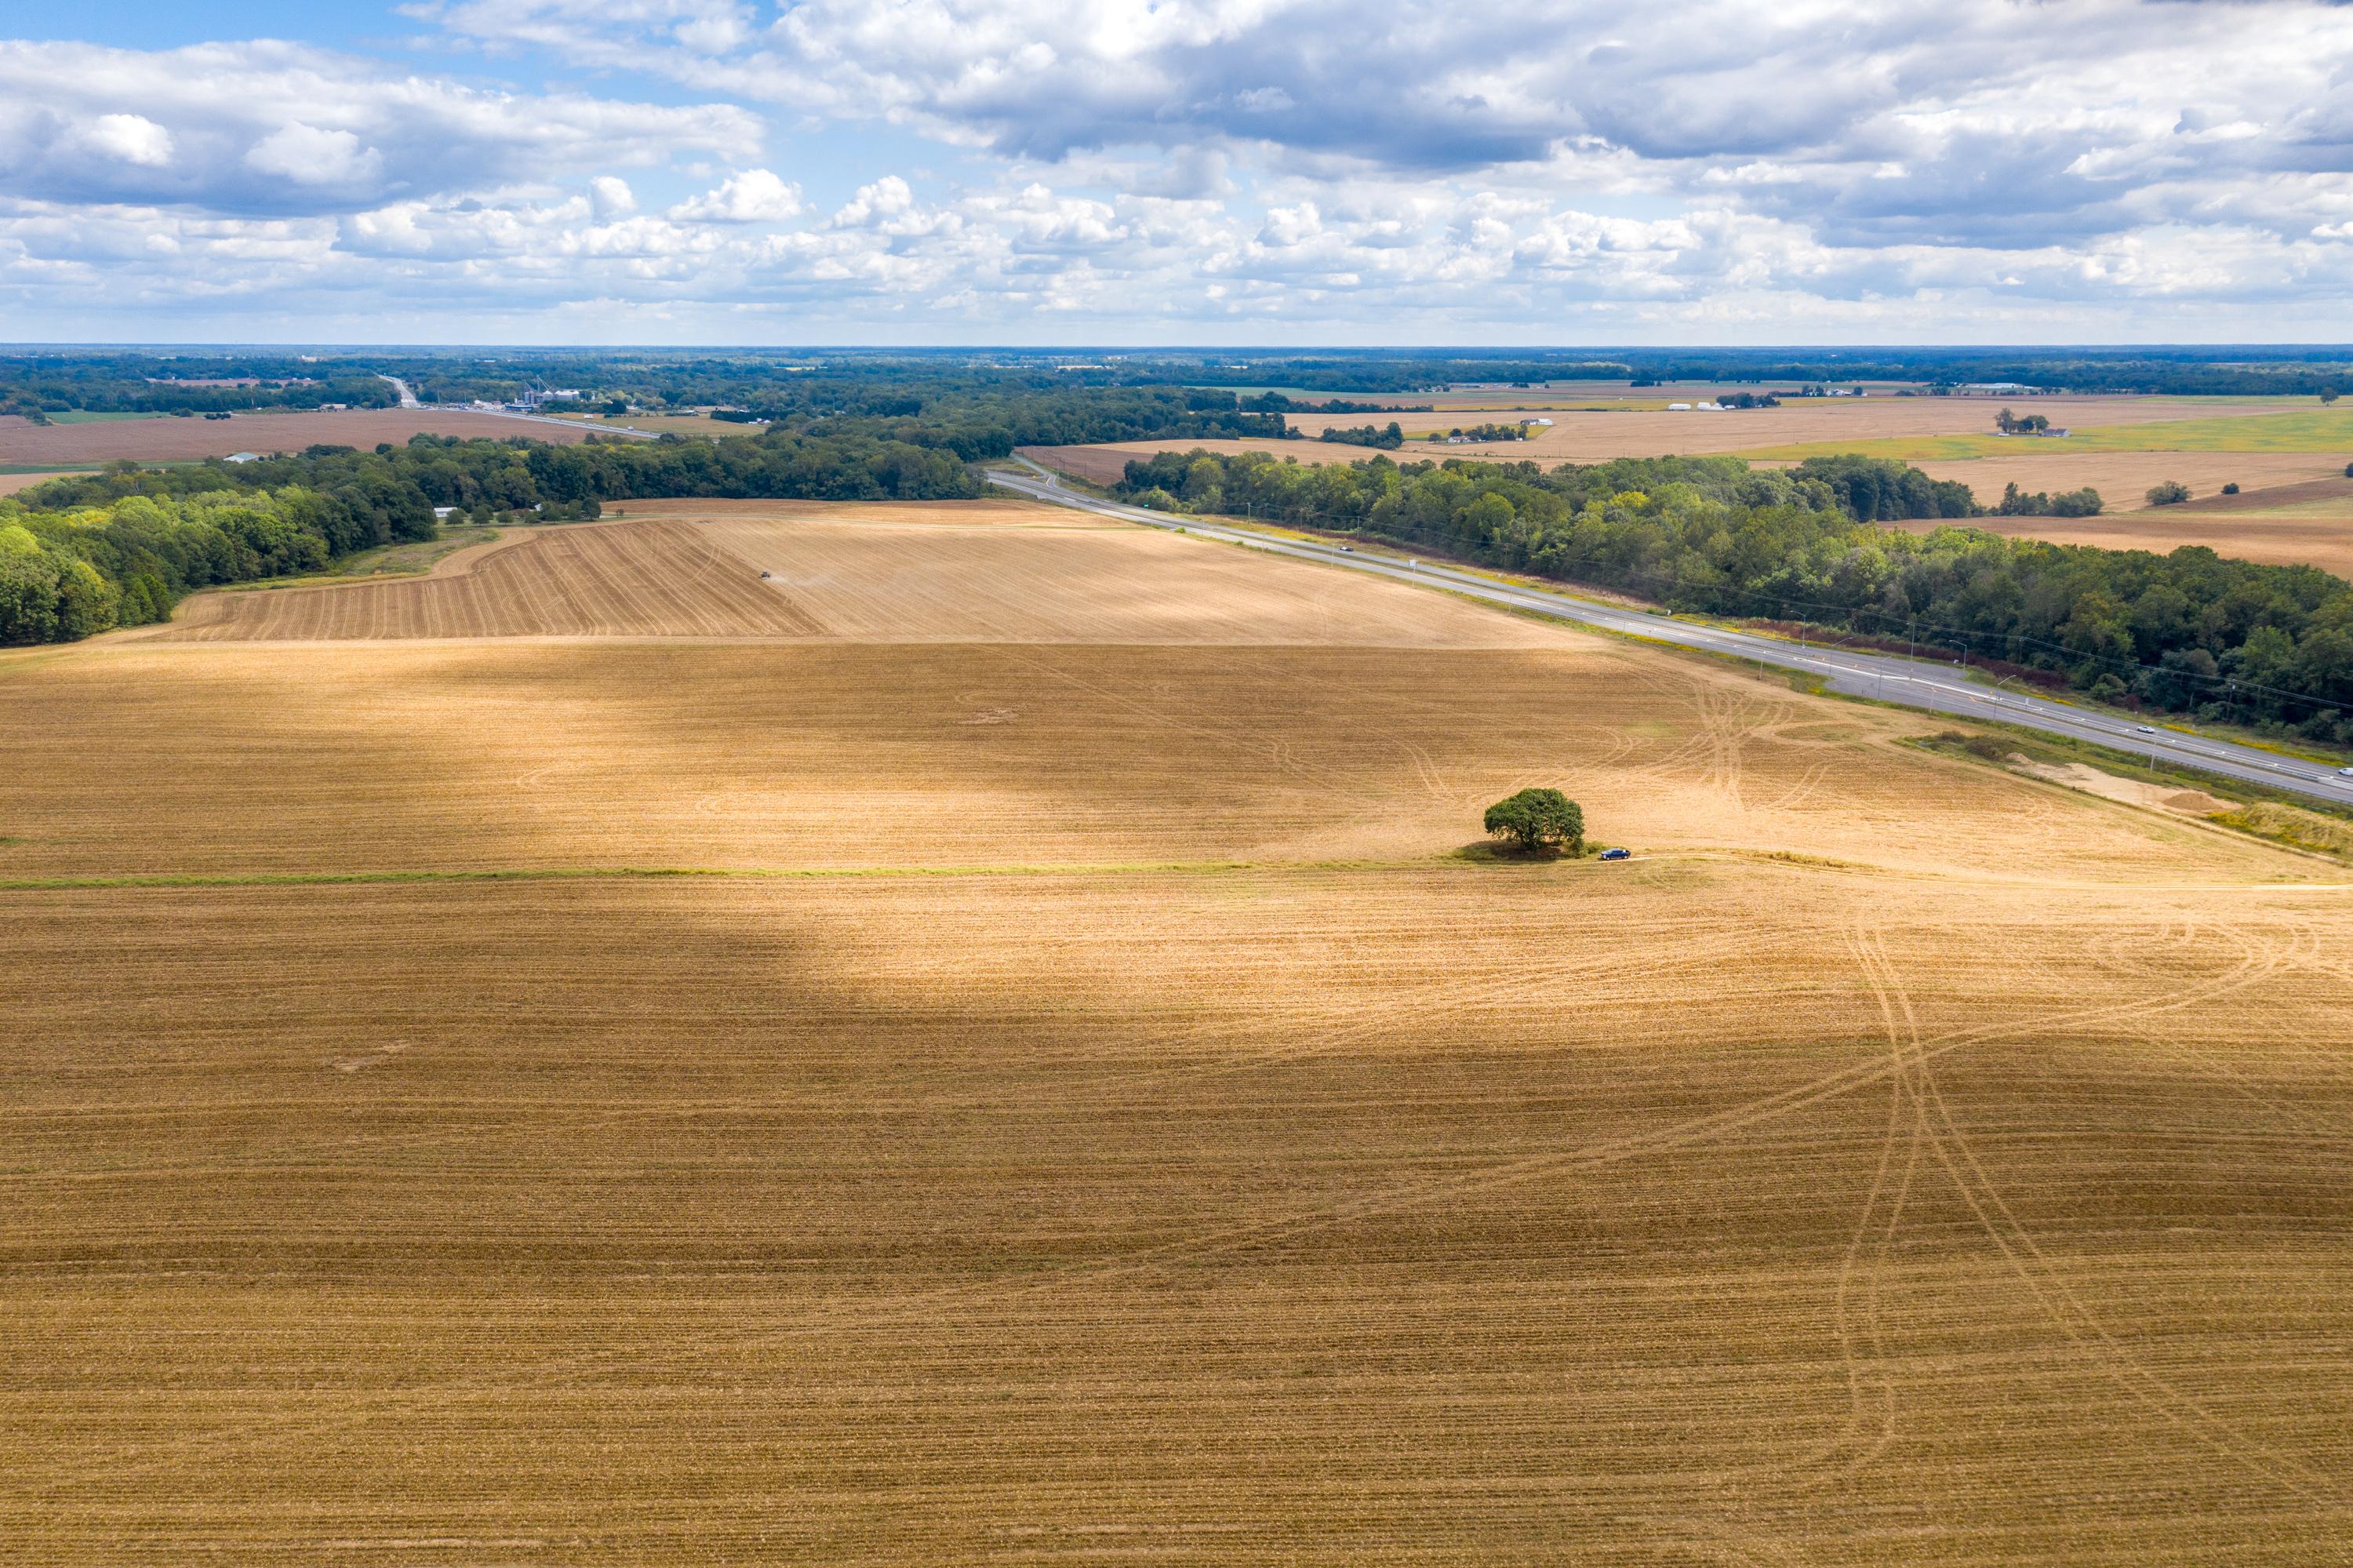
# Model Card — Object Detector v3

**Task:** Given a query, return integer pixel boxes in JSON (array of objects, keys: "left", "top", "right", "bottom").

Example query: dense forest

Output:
[
  {"left": 0, "top": 428, "right": 976, "bottom": 644},
  {"left": 1111, "top": 449, "right": 2353, "bottom": 739}
]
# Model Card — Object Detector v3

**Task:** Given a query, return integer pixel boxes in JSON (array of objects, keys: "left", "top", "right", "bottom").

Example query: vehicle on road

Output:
[
  {"left": 2134, "top": 725, "right": 2155, "bottom": 733},
  {"left": 1599, "top": 847, "right": 1631, "bottom": 861},
  {"left": 2340, "top": 766, "right": 2353, "bottom": 777}
]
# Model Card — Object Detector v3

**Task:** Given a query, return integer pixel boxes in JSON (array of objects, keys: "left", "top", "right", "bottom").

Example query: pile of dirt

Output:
[{"left": 2007, "top": 755, "right": 2231, "bottom": 816}]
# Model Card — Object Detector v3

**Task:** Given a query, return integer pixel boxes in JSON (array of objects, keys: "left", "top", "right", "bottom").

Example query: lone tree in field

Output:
[
  {"left": 2147, "top": 479, "right": 2192, "bottom": 507},
  {"left": 1484, "top": 788, "right": 1584, "bottom": 856}
]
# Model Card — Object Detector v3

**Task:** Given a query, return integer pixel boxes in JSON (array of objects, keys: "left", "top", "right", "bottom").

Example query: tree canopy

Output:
[
  {"left": 0, "top": 427, "right": 981, "bottom": 645},
  {"left": 1109, "top": 447, "right": 2353, "bottom": 742},
  {"left": 1484, "top": 789, "right": 1585, "bottom": 854}
]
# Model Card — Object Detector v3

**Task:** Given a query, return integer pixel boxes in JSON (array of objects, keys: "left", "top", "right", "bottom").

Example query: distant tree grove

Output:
[
  {"left": 0, "top": 430, "right": 979, "bottom": 645},
  {"left": 1111, "top": 448, "right": 2353, "bottom": 740}
]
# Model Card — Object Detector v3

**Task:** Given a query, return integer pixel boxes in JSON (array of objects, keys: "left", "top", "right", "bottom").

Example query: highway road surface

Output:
[
  {"left": 987, "top": 461, "right": 2353, "bottom": 809},
  {"left": 464, "top": 406, "right": 663, "bottom": 441},
  {"left": 377, "top": 374, "right": 420, "bottom": 409}
]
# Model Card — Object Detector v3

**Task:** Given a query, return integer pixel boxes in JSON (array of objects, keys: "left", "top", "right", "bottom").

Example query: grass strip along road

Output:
[{"left": 987, "top": 460, "right": 2353, "bottom": 807}]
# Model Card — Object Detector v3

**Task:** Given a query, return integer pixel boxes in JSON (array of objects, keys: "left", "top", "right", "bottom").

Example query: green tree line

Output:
[
  {"left": 1, "top": 427, "right": 978, "bottom": 645},
  {"left": 1322, "top": 422, "right": 1406, "bottom": 449},
  {"left": 1111, "top": 449, "right": 2353, "bottom": 740},
  {"left": 11, "top": 347, "right": 2352, "bottom": 418}
]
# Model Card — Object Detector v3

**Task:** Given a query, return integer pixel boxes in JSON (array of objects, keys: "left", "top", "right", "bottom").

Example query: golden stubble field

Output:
[
  {"left": 1024, "top": 395, "right": 2289, "bottom": 486},
  {"left": 1888, "top": 497, "right": 2353, "bottom": 578},
  {"left": 1907, "top": 450, "right": 2353, "bottom": 513},
  {"left": 5, "top": 507, "right": 2353, "bottom": 1564},
  {"left": 147, "top": 500, "right": 1575, "bottom": 648}
]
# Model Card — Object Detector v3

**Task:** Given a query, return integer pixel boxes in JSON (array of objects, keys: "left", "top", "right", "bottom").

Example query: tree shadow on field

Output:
[{"left": 1449, "top": 839, "right": 1596, "bottom": 864}]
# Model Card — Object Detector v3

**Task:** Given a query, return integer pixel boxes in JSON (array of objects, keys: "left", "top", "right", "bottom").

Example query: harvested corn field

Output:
[
  {"left": 154, "top": 518, "right": 829, "bottom": 641},
  {"left": 3, "top": 641, "right": 2315, "bottom": 883},
  {"left": 689, "top": 508, "right": 1572, "bottom": 645},
  {"left": 7, "top": 495, "right": 2353, "bottom": 1564},
  {"left": 153, "top": 504, "right": 1578, "bottom": 647},
  {"left": 8, "top": 862, "right": 2353, "bottom": 1564}
]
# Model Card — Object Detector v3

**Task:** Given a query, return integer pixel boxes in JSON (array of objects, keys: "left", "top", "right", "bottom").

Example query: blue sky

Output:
[{"left": 8, "top": 2, "right": 2353, "bottom": 344}]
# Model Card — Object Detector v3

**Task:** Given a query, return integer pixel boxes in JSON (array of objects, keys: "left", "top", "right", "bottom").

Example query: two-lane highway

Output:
[{"left": 986, "top": 461, "right": 2353, "bottom": 808}]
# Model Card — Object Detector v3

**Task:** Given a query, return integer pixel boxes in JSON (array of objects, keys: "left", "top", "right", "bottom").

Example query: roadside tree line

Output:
[{"left": 1110, "top": 448, "right": 2353, "bottom": 740}]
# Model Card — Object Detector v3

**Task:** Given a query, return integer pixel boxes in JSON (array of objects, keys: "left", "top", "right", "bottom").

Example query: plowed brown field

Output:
[
  {"left": 0, "top": 469, "right": 84, "bottom": 495},
  {"left": 0, "top": 407, "right": 589, "bottom": 464},
  {"left": 6, "top": 500, "right": 2352, "bottom": 1563}
]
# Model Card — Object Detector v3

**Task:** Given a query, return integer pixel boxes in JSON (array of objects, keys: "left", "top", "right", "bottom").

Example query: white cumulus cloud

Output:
[
  {"left": 246, "top": 122, "right": 379, "bottom": 187},
  {"left": 17, "top": 3, "right": 2353, "bottom": 338},
  {"left": 85, "top": 114, "right": 174, "bottom": 168},
  {"left": 669, "top": 168, "right": 804, "bottom": 223},
  {"left": 590, "top": 175, "right": 637, "bottom": 219}
]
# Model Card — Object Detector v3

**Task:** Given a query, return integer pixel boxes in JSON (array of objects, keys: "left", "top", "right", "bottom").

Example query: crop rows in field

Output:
[
  {"left": 10, "top": 497, "right": 2353, "bottom": 1562},
  {"left": 155, "top": 519, "right": 828, "bottom": 641},
  {"left": 2, "top": 638, "right": 2313, "bottom": 885},
  {"left": 5, "top": 864, "right": 2353, "bottom": 1563},
  {"left": 696, "top": 511, "right": 1576, "bottom": 646},
  {"left": 152, "top": 510, "right": 1584, "bottom": 646}
]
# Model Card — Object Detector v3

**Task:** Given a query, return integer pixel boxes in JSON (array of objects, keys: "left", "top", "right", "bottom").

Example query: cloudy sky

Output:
[{"left": 8, "top": 0, "right": 2353, "bottom": 344}]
